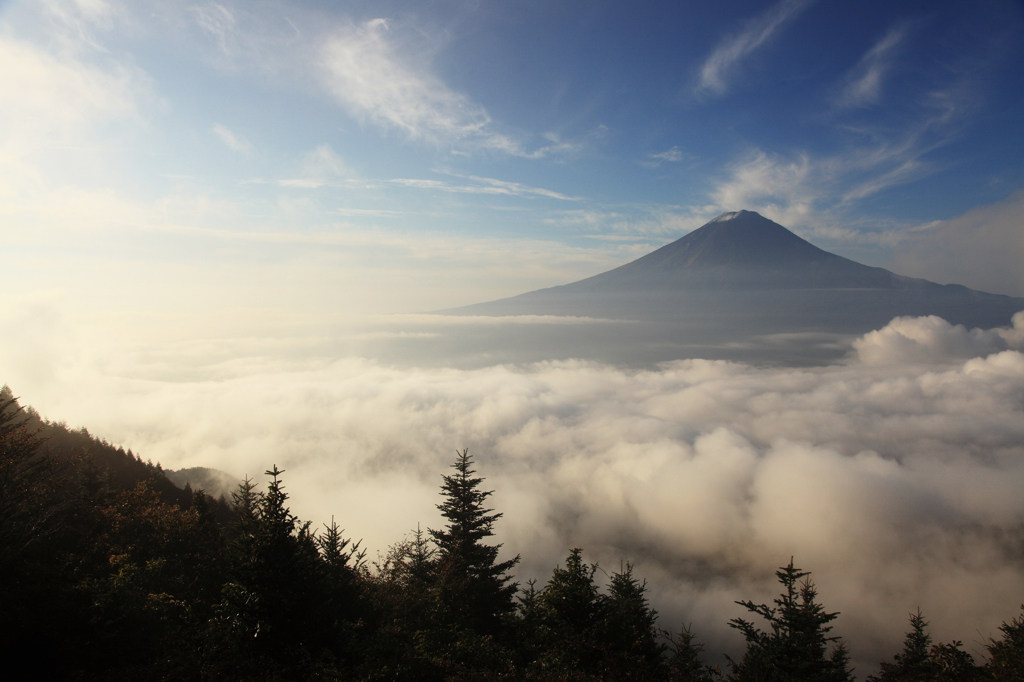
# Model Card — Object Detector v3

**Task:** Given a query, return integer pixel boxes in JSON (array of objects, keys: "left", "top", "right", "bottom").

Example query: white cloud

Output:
[
  {"left": 542, "top": 205, "right": 715, "bottom": 240},
  {"left": 707, "top": 138, "right": 945, "bottom": 237},
  {"left": 697, "top": 0, "right": 815, "bottom": 96},
  {"left": 320, "top": 18, "right": 490, "bottom": 144},
  {"left": 389, "top": 174, "right": 581, "bottom": 201},
  {"left": 317, "top": 19, "right": 578, "bottom": 158},
  {"left": 0, "top": 36, "right": 140, "bottom": 148},
  {"left": 651, "top": 147, "right": 683, "bottom": 163},
  {"left": 0, "top": 34, "right": 150, "bottom": 214},
  {"left": 212, "top": 123, "right": 252, "bottom": 153},
  {"left": 836, "top": 24, "right": 907, "bottom": 108},
  {"left": 889, "top": 189, "right": 1024, "bottom": 297},
  {"left": 71, "top": 0, "right": 112, "bottom": 20},
  {"left": 8, "top": 312, "right": 1024, "bottom": 672},
  {"left": 853, "top": 313, "right": 1024, "bottom": 365},
  {"left": 319, "top": 17, "right": 551, "bottom": 158},
  {"left": 274, "top": 145, "right": 354, "bottom": 187},
  {"left": 639, "top": 146, "right": 685, "bottom": 168},
  {"left": 191, "top": 2, "right": 237, "bottom": 55},
  {"left": 454, "top": 174, "right": 581, "bottom": 201},
  {"left": 710, "top": 146, "right": 927, "bottom": 224},
  {"left": 710, "top": 149, "right": 819, "bottom": 227}
]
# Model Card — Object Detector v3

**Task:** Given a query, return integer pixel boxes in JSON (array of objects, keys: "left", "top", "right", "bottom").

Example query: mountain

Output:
[
  {"left": 565, "top": 210, "right": 923, "bottom": 290},
  {"left": 409, "top": 211, "right": 1024, "bottom": 366},
  {"left": 444, "top": 211, "right": 1022, "bottom": 330}
]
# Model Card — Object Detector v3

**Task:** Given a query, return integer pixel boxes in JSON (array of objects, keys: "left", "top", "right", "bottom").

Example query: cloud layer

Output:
[
  {"left": 890, "top": 189, "right": 1024, "bottom": 297},
  {"left": 9, "top": 312, "right": 1024, "bottom": 672}
]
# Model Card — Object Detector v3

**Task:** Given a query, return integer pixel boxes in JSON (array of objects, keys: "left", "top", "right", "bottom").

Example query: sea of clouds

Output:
[{"left": 4, "top": 311, "right": 1024, "bottom": 673}]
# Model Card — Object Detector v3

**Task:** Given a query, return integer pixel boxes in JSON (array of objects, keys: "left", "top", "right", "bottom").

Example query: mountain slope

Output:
[
  {"left": 444, "top": 211, "right": 1021, "bottom": 331},
  {"left": 571, "top": 210, "right": 913, "bottom": 290}
]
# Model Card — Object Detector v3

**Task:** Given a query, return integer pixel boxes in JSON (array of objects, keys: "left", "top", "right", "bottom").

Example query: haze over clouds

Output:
[
  {"left": 7, "top": 312, "right": 1023, "bottom": 672},
  {"left": 890, "top": 190, "right": 1024, "bottom": 297}
]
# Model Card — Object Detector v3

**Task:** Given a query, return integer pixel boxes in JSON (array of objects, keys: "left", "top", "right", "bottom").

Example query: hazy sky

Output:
[
  {"left": 2, "top": 0, "right": 1024, "bottom": 333},
  {"left": 3, "top": 1, "right": 1024, "bottom": 674}
]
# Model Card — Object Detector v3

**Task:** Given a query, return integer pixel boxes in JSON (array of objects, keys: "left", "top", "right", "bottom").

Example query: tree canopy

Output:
[{"left": 1, "top": 386, "right": 1021, "bottom": 681}]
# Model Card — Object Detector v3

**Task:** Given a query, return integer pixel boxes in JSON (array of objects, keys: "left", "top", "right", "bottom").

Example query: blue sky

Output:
[{"left": 3, "top": 0, "right": 1023, "bottom": 332}]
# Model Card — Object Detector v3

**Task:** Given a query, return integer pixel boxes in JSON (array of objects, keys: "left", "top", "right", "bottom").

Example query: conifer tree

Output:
[
  {"left": 867, "top": 610, "right": 932, "bottom": 682},
  {"left": 541, "top": 548, "right": 603, "bottom": 634},
  {"left": 867, "top": 609, "right": 986, "bottom": 681},
  {"left": 221, "top": 467, "right": 330, "bottom": 659},
  {"left": 986, "top": 605, "right": 1024, "bottom": 680},
  {"left": 668, "top": 624, "right": 723, "bottom": 681},
  {"left": 533, "top": 548, "right": 605, "bottom": 675},
  {"left": 603, "top": 563, "right": 665, "bottom": 667},
  {"left": 428, "top": 449, "right": 519, "bottom": 636},
  {"left": 727, "top": 559, "right": 853, "bottom": 682},
  {"left": 601, "top": 563, "right": 667, "bottom": 679},
  {"left": 0, "top": 388, "right": 63, "bottom": 574}
]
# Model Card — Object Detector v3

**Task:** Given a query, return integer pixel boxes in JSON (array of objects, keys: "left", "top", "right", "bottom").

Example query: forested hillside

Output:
[{"left": 1, "top": 386, "right": 1021, "bottom": 681}]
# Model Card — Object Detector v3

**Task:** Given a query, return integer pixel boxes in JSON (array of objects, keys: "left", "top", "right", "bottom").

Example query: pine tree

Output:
[
  {"left": 867, "top": 610, "right": 932, "bottom": 682},
  {"left": 986, "top": 605, "right": 1024, "bottom": 680},
  {"left": 221, "top": 467, "right": 330, "bottom": 659},
  {"left": 728, "top": 559, "right": 853, "bottom": 682},
  {"left": 0, "top": 388, "right": 65, "bottom": 575},
  {"left": 601, "top": 562, "right": 667, "bottom": 679},
  {"left": 540, "top": 548, "right": 603, "bottom": 635},
  {"left": 668, "top": 624, "right": 723, "bottom": 681},
  {"left": 428, "top": 449, "right": 519, "bottom": 636}
]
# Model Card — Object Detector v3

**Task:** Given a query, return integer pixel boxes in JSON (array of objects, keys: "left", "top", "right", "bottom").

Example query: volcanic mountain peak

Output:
[
  {"left": 617, "top": 210, "right": 839, "bottom": 272},
  {"left": 435, "top": 209, "right": 1023, "bottom": 364},
  {"left": 561, "top": 209, "right": 894, "bottom": 291}
]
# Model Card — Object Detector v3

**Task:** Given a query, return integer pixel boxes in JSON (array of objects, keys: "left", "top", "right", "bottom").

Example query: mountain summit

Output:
[
  {"left": 444, "top": 211, "right": 1023, "bottom": 339},
  {"left": 563, "top": 210, "right": 923, "bottom": 291},
  {"left": 618, "top": 210, "right": 836, "bottom": 270}
]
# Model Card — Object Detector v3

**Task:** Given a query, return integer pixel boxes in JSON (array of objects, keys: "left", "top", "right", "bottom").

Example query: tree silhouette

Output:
[
  {"left": 867, "top": 610, "right": 932, "bottom": 682},
  {"left": 429, "top": 449, "right": 519, "bottom": 636},
  {"left": 987, "top": 605, "right": 1024, "bottom": 681},
  {"left": 221, "top": 467, "right": 331, "bottom": 660},
  {"left": 727, "top": 559, "right": 853, "bottom": 682},
  {"left": 602, "top": 562, "right": 666, "bottom": 675}
]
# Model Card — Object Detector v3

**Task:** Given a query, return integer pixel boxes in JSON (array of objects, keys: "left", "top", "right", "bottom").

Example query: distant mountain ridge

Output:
[
  {"left": 519, "top": 210, "right": 965, "bottom": 293},
  {"left": 437, "top": 211, "right": 1023, "bottom": 361}
]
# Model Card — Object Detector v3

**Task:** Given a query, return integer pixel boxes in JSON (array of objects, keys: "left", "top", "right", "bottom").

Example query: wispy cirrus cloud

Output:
[
  {"left": 710, "top": 69, "right": 973, "bottom": 236},
  {"left": 390, "top": 173, "right": 581, "bottom": 201},
  {"left": 273, "top": 145, "right": 356, "bottom": 188},
  {"left": 697, "top": 0, "right": 815, "bottom": 96},
  {"left": 320, "top": 19, "right": 490, "bottom": 144},
  {"left": 212, "top": 123, "right": 252, "bottom": 153},
  {"left": 710, "top": 150, "right": 820, "bottom": 227},
  {"left": 191, "top": 3, "right": 237, "bottom": 55},
  {"left": 707, "top": 145, "right": 941, "bottom": 242},
  {"left": 836, "top": 24, "right": 908, "bottom": 108},
  {"left": 319, "top": 18, "right": 571, "bottom": 158},
  {"left": 649, "top": 147, "right": 683, "bottom": 163},
  {"left": 639, "top": 146, "right": 686, "bottom": 168}
]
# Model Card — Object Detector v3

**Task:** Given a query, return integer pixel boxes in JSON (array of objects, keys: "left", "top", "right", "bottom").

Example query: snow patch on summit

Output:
[{"left": 710, "top": 211, "right": 741, "bottom": 223}]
